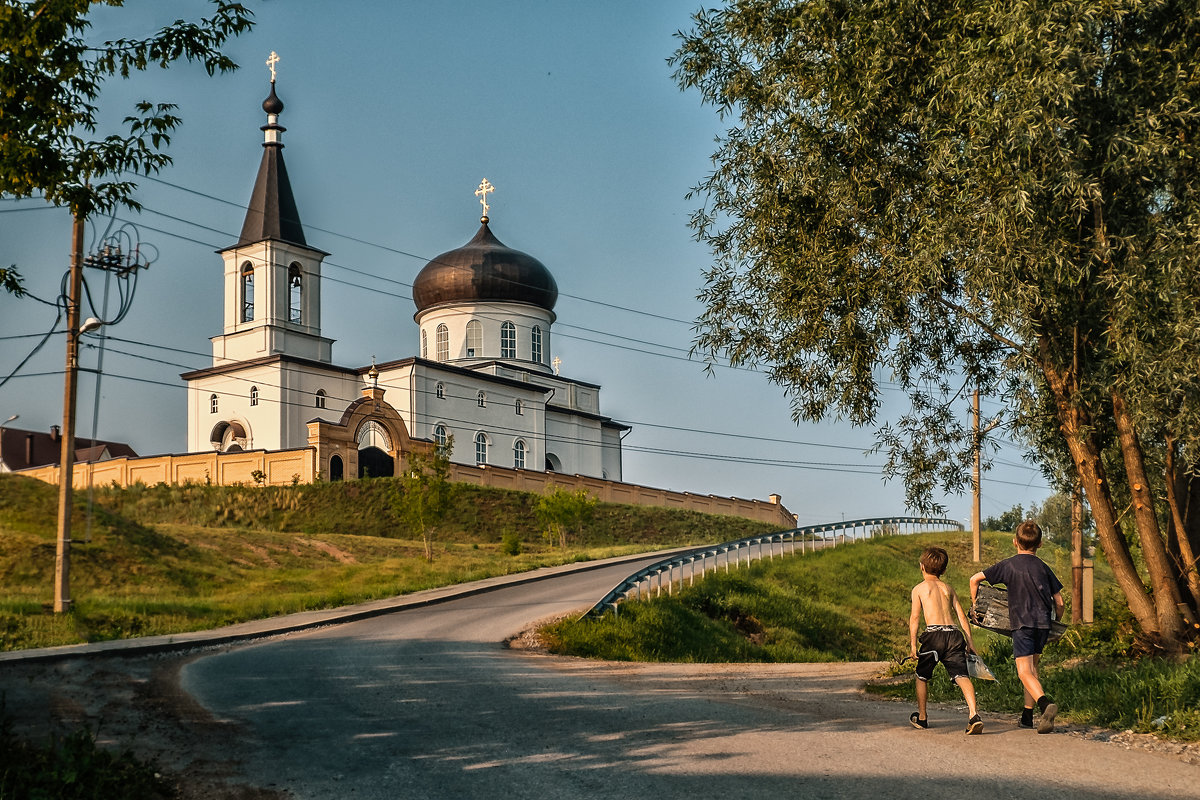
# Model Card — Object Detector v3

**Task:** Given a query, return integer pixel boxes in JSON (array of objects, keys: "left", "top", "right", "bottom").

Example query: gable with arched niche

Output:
[{"left": 305, "top": 386, "right": 433, "bottom": 481}]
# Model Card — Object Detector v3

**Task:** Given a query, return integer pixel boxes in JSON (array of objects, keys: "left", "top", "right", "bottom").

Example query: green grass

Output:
[
  {"left": 545, "top": 530, "right": 1023, "bottom": 662},
  {"left": 0, "top": 474, "right": 778, "bottom": 650},
  {"left": 0, "top": 715, "right": 170, "bottom": 799}
]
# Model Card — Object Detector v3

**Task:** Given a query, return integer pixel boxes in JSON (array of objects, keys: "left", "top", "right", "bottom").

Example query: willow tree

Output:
[{"left": 673, "top": 0, "right": 1200, "bottom": 650}]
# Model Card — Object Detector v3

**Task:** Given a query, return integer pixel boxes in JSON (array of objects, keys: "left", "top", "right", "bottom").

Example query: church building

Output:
[{"left": 182, "top": 77, "right": 627, "bottom": 481}]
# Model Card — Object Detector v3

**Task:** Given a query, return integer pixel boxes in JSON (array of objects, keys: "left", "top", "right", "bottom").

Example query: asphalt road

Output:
[{"left": 181, "top": 559, "right": 1200, "bottom": 800}]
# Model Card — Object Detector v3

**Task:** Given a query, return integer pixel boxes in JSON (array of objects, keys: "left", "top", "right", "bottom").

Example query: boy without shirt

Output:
[{"left": 909, "top": 546, "right": 983, "bottom": 734}]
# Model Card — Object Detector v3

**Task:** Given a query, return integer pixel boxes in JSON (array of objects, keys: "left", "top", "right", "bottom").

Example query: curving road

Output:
[{"left": 182, "top": 558, "right": 1200, "bottom": 799}]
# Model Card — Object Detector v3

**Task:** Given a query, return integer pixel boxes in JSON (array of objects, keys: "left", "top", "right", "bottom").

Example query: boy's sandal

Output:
[
  {"left": 909, "top": 712, "right": 928, "bottom": 729},
  {"left": 966, "top": 715, "right": 983, "bottom": 735}
]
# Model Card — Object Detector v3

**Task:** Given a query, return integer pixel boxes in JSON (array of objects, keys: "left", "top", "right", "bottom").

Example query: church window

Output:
[
  {"left": 240, "top": 263, "right": 254, "bottom": 322},
  {"left": 433, "top": 424, "right": 447, "bottom": 450},
  {"left": 474, "top": 432, "right": 489, "bottom": 465},
  {"left": 513, "top": 439, "right": 526, "bottom": 469},
  {"left": 465, "top": 320, "right": 482, "bottom": 357},
  {"left": 421, "top": 329, "right": 428, "bottom": 358},
  {"left": 477, "top": 391, "right": 486, "bottom": 408},
  {"left": 436, "top": 382, "right": 445, "bottom": 399},
  {"left": 249, "top": 386, "right": 259, "bottom": 406},
  {"left": 531, "top": 325, "right": 543, "bottom": 364},
  {"left": 515, "top": 399, "right": 523, "bottom": 415},
  {"left": 356, "top": 419, "right": 392, "bottom": 452},
  {"left": 315, "top": 389, "right": 326, "bottom": 409},
  {"left": 500, "top": 321, "right": 516, "bottom": 359},
  {"left": 288, "top": 263, "right": 303, "bottom": 323},
  {"left": 436, "top": 324, "right": 449, "bottom": 361},
  {"left": 210, "top": 393, "right": 218, "bottom": 414}
]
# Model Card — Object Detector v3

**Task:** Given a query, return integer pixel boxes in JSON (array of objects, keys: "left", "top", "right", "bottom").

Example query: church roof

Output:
[
  {"left": 412, "top": 219, "right": 558, "bottom": 314},
  {"left": 236, "top": 81, "right": 308, "bottom": 248}
]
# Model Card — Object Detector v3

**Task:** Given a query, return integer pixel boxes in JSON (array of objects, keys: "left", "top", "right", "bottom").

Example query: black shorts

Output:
[{"left": 916, "top": 626, "right": 969, "bottom": 682}]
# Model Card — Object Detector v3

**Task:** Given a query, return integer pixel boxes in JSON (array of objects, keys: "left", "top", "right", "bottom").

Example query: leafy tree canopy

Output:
[
  {"left": 673, "top": 0, "right": 1200, "bottom": 648},
  {"left": 0, "top": 0, "right": 253, "bottom": 220}
]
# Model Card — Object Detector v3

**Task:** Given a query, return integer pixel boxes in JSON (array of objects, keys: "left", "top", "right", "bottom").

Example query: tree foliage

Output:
[
  {"left": 391, "top": 441, "right": 453, "bottom": 563},
  {"left": 673, "top": 0, "right": 1200, "bottom": 650},
  {"left": 536, "top": 486, "right": 597, "bottom": 549},
  {"left": 0, "top": 0, "right": 253, "bottom": 220}
]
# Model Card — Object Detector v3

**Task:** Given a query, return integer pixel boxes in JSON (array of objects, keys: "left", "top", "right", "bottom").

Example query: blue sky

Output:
[{"left": 0, "top": 0, "right": 1051, "bottom": 526}]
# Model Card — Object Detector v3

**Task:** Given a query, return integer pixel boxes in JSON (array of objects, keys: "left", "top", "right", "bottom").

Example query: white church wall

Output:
[
  {"left": 416, "top": 301, "right": 553, "bottom": 371},
  {"left": 544, "top": 411, "right": 605, "bottom": 477},
  {"left": 601, "top": 426, "right": 623, "bottom": 481}
]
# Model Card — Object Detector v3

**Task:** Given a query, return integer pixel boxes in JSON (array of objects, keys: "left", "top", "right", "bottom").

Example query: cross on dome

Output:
[
  {"left": 266, "top": 51, "right": 280, "bottom": 83},
  {"left": 475, "top": 178, "right": 494, "bottom": 222}
]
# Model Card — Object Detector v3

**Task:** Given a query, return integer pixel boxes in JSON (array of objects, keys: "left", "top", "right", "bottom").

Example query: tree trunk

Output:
[
  {"left": 1111, "top": 393, "right": 1186, "bottom": 649},
  {"left": 1165, "top": 440, "right": 1200, "bottom": 610},
  {"left": 1037, "top": 344, "right": 1159, "bottom": 637}
]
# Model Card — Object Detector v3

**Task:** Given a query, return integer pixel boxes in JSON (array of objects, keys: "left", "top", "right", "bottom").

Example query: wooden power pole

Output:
[
  {"left": 54, "top": 213, "right": 85, "bottom": 613},
  {"left": 972, "top": 388, "right": 982, "bottom": 562}
]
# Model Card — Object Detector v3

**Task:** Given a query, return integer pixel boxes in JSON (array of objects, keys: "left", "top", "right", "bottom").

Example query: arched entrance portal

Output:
[
  {"left": 329, "top": 454, "right": 343, "bottom": 481},
  {"left": 358, "top": 447, "right": 393, "bottom": 478},
  {"left": 356, "top": 420, "right": 395, "bottom": 479}
]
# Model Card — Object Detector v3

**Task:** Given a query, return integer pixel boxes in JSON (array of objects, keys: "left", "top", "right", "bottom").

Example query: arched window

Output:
[
  {"left": 435, "top": 324, "right": 449, "bottom": 361},
  {"left": 315, "top": 389, "right": 326, "bottom": 409},
  {"left": 500, "top": 321, "right": 516, "bottom": 359},
  {"left": 477, "top": 390, "right": 486, "bottom": 408},
  {"left": 421, "top": 329, "right": 428, "bottom": 359},
  {"left": 288, "top": 263, "right": 303, "bottom": 323},
  {"left": 515, "top": 398, "right": 523, "bottom": 415},
  {"left": 433, "top": 424, "right": 447, "bottom": 450},
  {"left": 474, "top": 432, "right": 488, "bottom": 465},
  {"left": 435, "top": 382, "right": 445, "bottom": 399},
  {"left": 513, "top": 439, "right": 526, "bottom": 469},
  {"left": 240, "top": 263, "right": 254, "bottom": 322},
  {"left": 465, "top": 320, "right": 482, "bottom": 357},
  {"left": 531, "top": 325, "right": 543, "bottom": 364},
  {"left": 356, "top": 419, "right": 392, "bottom": 451},
  {"left": 210, "top": 393, "right": 219, "bottom": 414},
  {"left": 249, "top": 386, "right": 259, "bottom": 406}
]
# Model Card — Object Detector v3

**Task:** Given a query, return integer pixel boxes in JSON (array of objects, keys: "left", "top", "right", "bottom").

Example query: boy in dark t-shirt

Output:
[{"left": 970, "top": 520, "right": 1065, "bottom": 733}]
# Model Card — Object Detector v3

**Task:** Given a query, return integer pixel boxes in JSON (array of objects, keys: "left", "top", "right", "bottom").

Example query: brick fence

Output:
[{"left": 18, "top": 448, "right": 796, "bottom": 528}]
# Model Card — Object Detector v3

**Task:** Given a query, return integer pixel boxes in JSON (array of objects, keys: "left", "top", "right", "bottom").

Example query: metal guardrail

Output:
[{"left": 583, "top": 516, "right": 964, "bottom": 618}]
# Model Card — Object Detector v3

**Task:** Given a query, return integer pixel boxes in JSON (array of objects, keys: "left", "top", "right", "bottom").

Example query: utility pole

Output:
[
  {"left": 972, "top": 388, "right": 982, "bottom": 562},
  {"left": 55, "top": 213, "right": 85, "bottom": 612},
  {"left": 1071, "top": 481, "right": 1084, "bottom": 624}
]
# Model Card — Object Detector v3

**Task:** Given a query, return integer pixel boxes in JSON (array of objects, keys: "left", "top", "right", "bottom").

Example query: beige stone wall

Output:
[
  {"left": 21, "top": 448, "right": 316, "bottom": 489},
  {"left": 445, "top": 463, "right": 796, "bottom": 528},
  {"left": 19, "top": 449, "right": 795, "bottom": 528}
]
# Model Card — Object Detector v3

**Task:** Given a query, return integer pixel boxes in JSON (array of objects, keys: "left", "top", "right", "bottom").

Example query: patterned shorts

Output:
[{"left": 916, "top": 626, "right": 969, "bottom": 682}]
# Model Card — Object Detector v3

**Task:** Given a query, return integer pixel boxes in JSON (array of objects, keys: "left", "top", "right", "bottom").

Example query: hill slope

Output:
[{"left": 0, "top": 474, "right": 777, "bottom": 650}]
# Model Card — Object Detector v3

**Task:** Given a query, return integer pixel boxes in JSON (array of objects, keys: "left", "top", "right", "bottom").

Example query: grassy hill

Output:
[{"left": 0, "top": 474, "right": 778, "bottom": 650}]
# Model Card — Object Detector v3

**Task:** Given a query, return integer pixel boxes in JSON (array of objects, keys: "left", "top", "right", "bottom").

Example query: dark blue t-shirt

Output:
[{"left": 982, "top": 553, "right": 1063, "bottom": 630}]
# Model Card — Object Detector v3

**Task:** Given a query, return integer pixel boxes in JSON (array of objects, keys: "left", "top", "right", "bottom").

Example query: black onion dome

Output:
[
  {"left": 262, "top": 83, "right": 284, "bottom": 115},
  {"left": 413, "top": 221, "right": 558, "bottom": 314}
]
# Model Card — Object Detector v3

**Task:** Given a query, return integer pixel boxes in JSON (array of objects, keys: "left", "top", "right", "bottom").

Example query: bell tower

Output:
[{"left": 212, "top": 63, "right": 334, "bottom": 365}]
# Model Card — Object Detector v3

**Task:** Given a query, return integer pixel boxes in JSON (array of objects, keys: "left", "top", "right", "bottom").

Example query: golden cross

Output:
[
  {"left": 266, "top": 51, "right": 280, "bottom": 82},
  {"left": 475, "top": 178, "right": 494, "bottom": 218}
]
